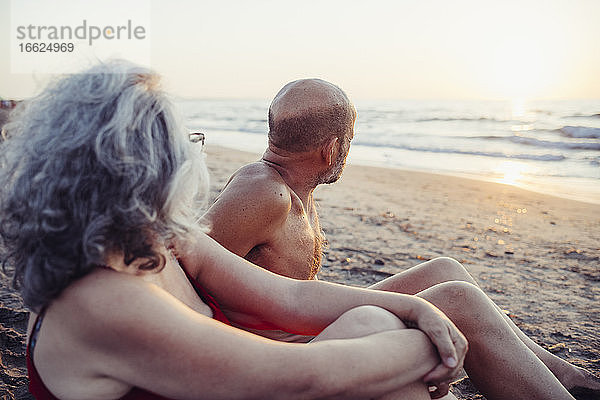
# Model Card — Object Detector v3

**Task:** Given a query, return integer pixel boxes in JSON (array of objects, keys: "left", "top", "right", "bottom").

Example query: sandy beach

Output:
[{"left": 1, "top": 144, "right": 599, "bottom": 399}]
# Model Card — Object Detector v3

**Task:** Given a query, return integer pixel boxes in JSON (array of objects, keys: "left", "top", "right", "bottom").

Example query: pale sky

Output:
[{"left": 1, "top": 0, "right": 599, "bottom": 101}]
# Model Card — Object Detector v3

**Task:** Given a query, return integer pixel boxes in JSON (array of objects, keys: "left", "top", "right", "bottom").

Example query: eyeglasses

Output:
[{"left": 189, "top": 132, "right": 205, "bottom": 147}]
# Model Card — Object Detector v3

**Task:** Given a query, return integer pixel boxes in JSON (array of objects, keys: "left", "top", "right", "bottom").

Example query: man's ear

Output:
[{"left": 321, "top": 137, "right": 338, "bottom": 166}]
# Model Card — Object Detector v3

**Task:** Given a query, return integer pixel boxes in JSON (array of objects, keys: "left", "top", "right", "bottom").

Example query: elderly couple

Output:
[{"left": 1, "top": 61, "right": 598, "bottom": 399}]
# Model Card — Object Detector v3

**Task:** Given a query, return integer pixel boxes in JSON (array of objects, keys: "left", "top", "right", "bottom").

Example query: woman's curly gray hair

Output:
[{"left": 0, "top": 61, "right": 208, "bottom": 312}]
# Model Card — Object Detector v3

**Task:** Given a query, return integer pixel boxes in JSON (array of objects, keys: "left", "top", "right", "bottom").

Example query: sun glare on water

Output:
[
  {"left": 495, "top": 161, "right": 531, "bottom": 186},
  {"left": 510, "top": 98, "right": 526, "bottom": 118}
]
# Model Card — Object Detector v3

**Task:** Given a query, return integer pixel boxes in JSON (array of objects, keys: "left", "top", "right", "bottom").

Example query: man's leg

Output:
[
  {"left": 368, "top": 257, "right": 477, "bottom": 294},
  {"left": 369, "top": 257, "right": 600, "bottom": 392},
  {"left": 311, "top": 305, "right": 457, "bottom": 400},
  {"left": 418, "top": 281, "right": 574, "bottom": 400}
]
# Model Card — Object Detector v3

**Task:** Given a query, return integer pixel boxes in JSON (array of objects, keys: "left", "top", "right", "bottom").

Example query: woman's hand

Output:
[{"left": 407, "top": 298, "right": 468, "bottom": 398}]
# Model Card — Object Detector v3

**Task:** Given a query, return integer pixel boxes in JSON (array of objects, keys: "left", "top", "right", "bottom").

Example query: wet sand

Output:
[{"left": 1, "top": 144, "right": 599, "bottom": 399}]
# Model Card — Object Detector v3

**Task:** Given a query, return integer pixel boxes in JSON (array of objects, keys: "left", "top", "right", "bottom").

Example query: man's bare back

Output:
[{"left": 203, "top": 161, "right": 324, "bottom": 280}]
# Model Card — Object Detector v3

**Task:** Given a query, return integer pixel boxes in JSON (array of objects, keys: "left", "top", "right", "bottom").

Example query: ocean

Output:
[{"left": 176, "top": 99, "right": 600, "bottom": 205}]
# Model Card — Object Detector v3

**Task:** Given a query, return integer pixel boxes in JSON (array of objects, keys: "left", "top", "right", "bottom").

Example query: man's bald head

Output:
[{"left": 268, "top": 79, "right": 356, "bottom": 153}]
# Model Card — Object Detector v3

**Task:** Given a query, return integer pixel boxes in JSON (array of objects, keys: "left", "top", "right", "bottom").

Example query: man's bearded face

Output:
[{"left": 321, "top": 133, "right": 351, "bottom": 185}]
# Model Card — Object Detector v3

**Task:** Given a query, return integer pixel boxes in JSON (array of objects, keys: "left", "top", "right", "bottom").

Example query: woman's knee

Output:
[
  {"left": 425, "top": 257, "right": 477, "bottom": 285},
  {"left": 342, "top": 305, "right": 407, "bottom": 332}
]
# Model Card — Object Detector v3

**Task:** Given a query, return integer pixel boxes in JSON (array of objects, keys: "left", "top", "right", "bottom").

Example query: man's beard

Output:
[{"left": 319, "top": 150, "right": 347, "bottom": 185}]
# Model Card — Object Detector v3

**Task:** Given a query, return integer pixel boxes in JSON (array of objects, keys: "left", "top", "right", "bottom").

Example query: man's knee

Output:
[
  {"left": 426, "top": 257, "right": 476, "bottom": 285},
  {"left": 426, "top": 281, "right": 488, "bottom": 316},
  {"left": 339, "top": 305, "right": 407, "bottom": 335}
]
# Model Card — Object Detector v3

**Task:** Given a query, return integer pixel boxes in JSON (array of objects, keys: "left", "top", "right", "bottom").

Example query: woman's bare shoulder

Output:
[{"left": 32, "top": 267, "right": 238, "bottom": 398}]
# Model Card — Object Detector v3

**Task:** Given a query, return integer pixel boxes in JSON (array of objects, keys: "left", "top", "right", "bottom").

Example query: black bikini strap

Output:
[{"left": 28, "top": 308, "right": 47, "bottom": 353}]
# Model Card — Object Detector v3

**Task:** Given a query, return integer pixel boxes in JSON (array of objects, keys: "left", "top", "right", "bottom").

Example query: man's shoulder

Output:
[
  {"left": 201, "top": 162, "right": 292, "bottom": 254},
  {"left": 227, "top": 162, "right": 292, "bottom": 204},
  {"left": 233, "top": 162, "right": 287, "bottom": 184},
  {"left": 215, "top": 162, "right": 292, "bottom": 219}
]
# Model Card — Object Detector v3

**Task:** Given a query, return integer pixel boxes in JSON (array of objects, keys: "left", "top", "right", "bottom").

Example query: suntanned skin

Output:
[
  {"left": 27, "top": 239, "right": 445, "bottom": 400},
  {"left": 202, "top": 78, "right": 600, "bottom": 397},
  {"left": 203, "top": 161, "right": 324, "bottom": 280},
  {"left": 29, "top": 233, "right": 578, "bottom": 399}
]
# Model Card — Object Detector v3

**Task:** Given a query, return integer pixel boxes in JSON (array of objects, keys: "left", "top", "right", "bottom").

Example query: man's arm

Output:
[{"left": 200, "top": 165, "right": 290, "bottom": 258}]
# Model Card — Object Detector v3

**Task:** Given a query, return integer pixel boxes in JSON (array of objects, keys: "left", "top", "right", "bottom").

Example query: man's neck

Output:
[{"left": 261, "top": 146, "right": 319, "bottom": 206}]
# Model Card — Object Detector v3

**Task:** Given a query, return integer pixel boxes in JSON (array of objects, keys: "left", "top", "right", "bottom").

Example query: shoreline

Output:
[
  {"left": 346, "top": 158, "right": 600, "bottom": 206},
  {"left": 204, "top": 140, "right": 600, "bottom": 206}
]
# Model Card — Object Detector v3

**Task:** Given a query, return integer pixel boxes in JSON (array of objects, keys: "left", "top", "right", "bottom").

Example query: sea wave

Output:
[
  {"left": 186, "top": 119, "right": 266, "bottom": 135},
  {"left": 472, "top": 135, "right": 600, "bottom": 151},
  {"left": 509, "top": 136, "right": 600, "bottom": 151},
  {"left": 415, "top": 116, "right": 515, "bottom": 123},
  {"left": 558, "top": 126, "right": 600, "bottom": 139},
  {"left": 353, "top": 141, "right": 566, "bottom": 162},
  {"left": 567, "top": 113, "right": 600, "bottom": 118}
]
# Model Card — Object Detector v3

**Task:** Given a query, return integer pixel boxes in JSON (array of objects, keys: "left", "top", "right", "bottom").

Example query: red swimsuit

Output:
[{"left": 27, "top": 273, "right": 230, "bottom": 400}]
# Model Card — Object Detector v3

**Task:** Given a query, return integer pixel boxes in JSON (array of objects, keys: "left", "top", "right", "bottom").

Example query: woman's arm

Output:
[
  {"left": 178, "top": 233, "right": 467, "bottom": 375},
  {"left": 63, "top": 269, "right": 439, "bottom": 399}
]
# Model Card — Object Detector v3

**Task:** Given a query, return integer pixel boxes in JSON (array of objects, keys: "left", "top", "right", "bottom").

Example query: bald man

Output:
[
  {"left": 201, "top": 79, "right": 600, "bottom": 395},
  {"left": 203, "top": 79, "right": 352, "bottom": 284}
]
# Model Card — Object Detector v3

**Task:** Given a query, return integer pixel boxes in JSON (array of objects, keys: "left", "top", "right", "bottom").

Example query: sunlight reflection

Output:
[
  {"left": 510, "top": 98, "right": 526, "bottom": 118},
  {"left": 511, "top": 124, "right": 533, "bottom": 132},
  {"left": 494, "top": 161, "right": 530, "bottom": 186}
]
